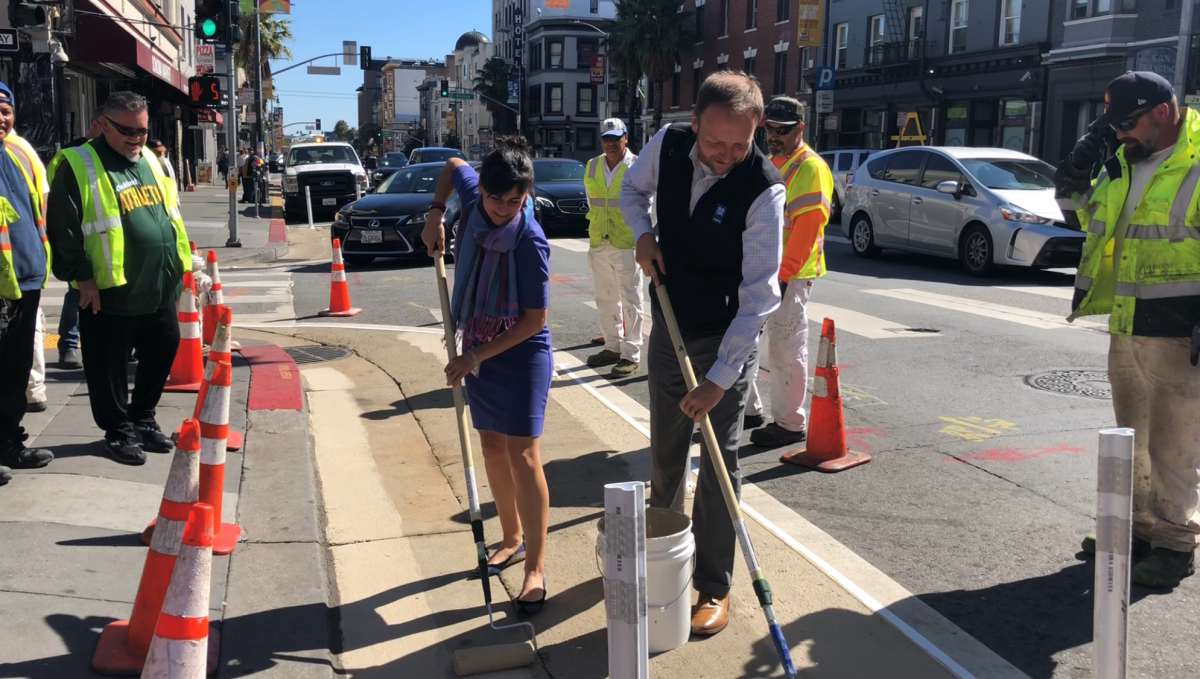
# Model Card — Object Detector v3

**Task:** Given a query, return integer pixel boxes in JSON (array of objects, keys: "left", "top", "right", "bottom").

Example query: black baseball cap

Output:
[
  {"left": 764, "top": 96, "right": 805, "bottom": 125},
  {"left": 1096, "top": 71, "right": 1175, "bottom": 128}
]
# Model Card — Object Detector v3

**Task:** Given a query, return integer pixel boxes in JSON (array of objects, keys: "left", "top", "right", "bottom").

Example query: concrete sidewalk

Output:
[
  {"left": 178, "top": 185, "right": 288, "bottom": 266},
  {"left": 259, "top": 324, "right": 962, "bottom": 679}
]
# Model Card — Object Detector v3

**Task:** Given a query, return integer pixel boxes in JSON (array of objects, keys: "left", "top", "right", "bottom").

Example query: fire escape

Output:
[{"left": 865, "top": 0, "right": 937, "bottom": 69}]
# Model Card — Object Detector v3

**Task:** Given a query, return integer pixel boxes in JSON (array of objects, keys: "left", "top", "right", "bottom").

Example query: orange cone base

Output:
[
  {"left": 212, "top": 522, "right": 242, "bottom": 555},
  {"left": 779, "top": 447, "right": 872, "bottom": 473},
  {"left": 318, "top": 307, "right": 362, "bottom": 317},
  {"left": 91, "top": 619, "right": 220, "bottom": 676},
  {"left": 172, "top": 425, "right": 242, "bottom": 451},
  {"left": 162, "top": 380, "right": 202, "bottom": 393}
]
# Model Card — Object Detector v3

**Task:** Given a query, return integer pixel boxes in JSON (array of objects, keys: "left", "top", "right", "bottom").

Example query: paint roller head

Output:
[{"left": 452, "top": 640, "right": 534, "bottom": 677}]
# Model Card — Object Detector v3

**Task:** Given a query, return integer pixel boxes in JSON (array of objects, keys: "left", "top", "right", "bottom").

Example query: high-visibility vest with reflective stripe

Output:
[
  {"left": 779, "top": 143, "right": 833, "bottom": 280},
  {"left": 0, "top": 134, "right": 51, "bottom": 300},
  {"left": 53, "top": 144, "right": 191, "bottom": 290},
  {"left": 584, "top": 154, "right": 635, "bottom": 249},
  {"left": 1066, "top": 107, "right": 1200, "bottom": 336}
]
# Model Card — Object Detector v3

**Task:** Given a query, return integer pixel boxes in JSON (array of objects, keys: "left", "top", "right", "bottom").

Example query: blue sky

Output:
[{"left": 270, "top": 0, "right": 493, "bottom": 135}]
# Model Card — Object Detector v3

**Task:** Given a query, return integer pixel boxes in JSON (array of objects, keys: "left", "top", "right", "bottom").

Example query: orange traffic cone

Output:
[
  {"left": 318, "top": 238, "right": 361, "bottom": 317},
  {"left": 93, "top": 420, "right": 203, "bottom": 675},
  {"left": 164, "top": 273, "right": 204, "bottom": 392},
  {"left": 779, "top": 318, "right": 872, "bottom": 473},
  {"left": 198, "top": 360, "right": 241, "bottom": 554},
  {"left": 141, "top": 503, "right": 220, "bottom": 678},
  {"left": 202, "top": 250, "right": 224, "bottom": 346},
  {"left": 168, "top": 306, "right": 241, "bottom": 453}
]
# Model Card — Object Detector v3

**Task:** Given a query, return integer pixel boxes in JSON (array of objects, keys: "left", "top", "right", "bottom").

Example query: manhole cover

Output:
[
  {"left": 282, "top": 346, "right": 352, "bottom": 365},
  {"left": 1026, "top": 370, "right": 1111, "bottom": 400}
]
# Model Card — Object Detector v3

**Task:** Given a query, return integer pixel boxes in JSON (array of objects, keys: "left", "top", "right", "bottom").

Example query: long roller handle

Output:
[
  {"left": 652, "top": 266, "right": 797, "bottom": 678},
  {"left": 434, "top": 255, "right": 492, "bottom": 603}
]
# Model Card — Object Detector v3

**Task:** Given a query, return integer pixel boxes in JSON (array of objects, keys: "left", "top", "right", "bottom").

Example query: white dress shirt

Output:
[{"left": 619, "top": 125, "right": 784, "bottom": 390}]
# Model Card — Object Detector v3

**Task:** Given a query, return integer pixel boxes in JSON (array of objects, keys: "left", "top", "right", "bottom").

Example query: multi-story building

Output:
[
  {"left": 816, "top": 0, "right": 1053, "bottom": 157},
  {"left": 358, "top": 61, "right": 385, "bottom": 131},
  {"left": 377, "top": 57, "right": 452, "bottom": 152},
  {"left": 451, "top": 31, "right": 497, "bottom": 159},
  {"left": 1043, "top": 0, "right": 1197, "bottom": 163}
]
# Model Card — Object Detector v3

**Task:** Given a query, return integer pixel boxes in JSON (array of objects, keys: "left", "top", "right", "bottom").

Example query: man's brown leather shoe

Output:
[{"left": 691, "top": 592, "right": 730, "bottom": 635}]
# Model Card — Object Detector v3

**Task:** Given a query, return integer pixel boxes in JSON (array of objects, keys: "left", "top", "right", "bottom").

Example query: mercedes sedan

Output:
[
  {"left": 332, "top": 162, "right": 461, "bottom": 266},
  {"left": 531, "top": 158, "right": 588, "bottom": 232},
  {"left": 842, "top": 147, "right": 1085, "bottom": 276}
]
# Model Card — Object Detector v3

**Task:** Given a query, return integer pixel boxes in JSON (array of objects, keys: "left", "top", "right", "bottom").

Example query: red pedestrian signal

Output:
[{"left": 189, "top": 76, "right": 222, "bottom": 107}]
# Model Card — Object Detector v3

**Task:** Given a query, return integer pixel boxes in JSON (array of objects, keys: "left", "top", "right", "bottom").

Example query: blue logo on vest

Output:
[{"left": 713, "top": 204, "right": 727, "bottom": 224}]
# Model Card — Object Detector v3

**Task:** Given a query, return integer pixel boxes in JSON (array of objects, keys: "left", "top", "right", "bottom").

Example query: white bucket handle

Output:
[{"left": 594, "top": 549, "right": 697, "bottom": 613}]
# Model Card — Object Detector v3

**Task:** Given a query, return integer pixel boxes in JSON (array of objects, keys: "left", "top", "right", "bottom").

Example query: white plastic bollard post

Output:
[
  {"left": 1094, "top": 427, "right": 1134, "bottom": 679},
  {"left": 604, "top": 481, "right": 648, "bottom": 679},
  {"left": 305, "top": 185, "right": 315, "bottom": 230},
  {"left": 355, "top": 180, "right": 362, "bottom": 200}
]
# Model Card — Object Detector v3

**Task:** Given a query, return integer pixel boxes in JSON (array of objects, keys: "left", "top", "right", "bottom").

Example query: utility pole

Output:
[
  {"left": 1175, "top": 0, "right": 1196, "bottom": 99},
  {"left": 226, "top": 2, "right": 241, "bottom": 247}
]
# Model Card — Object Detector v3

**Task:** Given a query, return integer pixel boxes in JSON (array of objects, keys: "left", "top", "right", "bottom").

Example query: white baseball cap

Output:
[{"left": 600, "top": 118, "right": 628, "bottom": 137}]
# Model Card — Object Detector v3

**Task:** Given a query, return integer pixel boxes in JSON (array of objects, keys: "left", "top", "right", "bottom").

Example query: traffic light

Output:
[
  {"left": 195, "top": 0, "right": 223, "bottom": 43},
  {"left": 315, "top": 119, "right": 322, "bottom": 131},
  {"left": 440, "top": 79, "right": 449, "bottom": 97},
  {"left": 227, "top": 0, "right": 243, "bottom": 44},
  {"left": 360, "top": 45, "right": 372, "bottom": 71},
  {"left": 8, "top": 1, "right": 47, "bottom": 28},
  {"left": 188, "top": 76, "right": 222, "bottom": 107}
]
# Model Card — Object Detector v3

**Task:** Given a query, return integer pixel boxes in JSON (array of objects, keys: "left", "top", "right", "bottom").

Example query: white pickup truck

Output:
[{"left": 282, "top": 141, "right": 369, "bottom": 222}]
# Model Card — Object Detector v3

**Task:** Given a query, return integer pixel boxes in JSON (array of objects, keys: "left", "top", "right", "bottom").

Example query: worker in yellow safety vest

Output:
[
  {"left": 0, "top": 80, "right": 55, "bottom": 480},
  {"left": 1055, "top": 70, "right": 1200, "bottom": 590},
  {"left": 45, "top": 91, "right": 191, "bottom": 468},
  {"left": 583, "top": 118, "right": 643, "bottom": 377},
  {"left": 747, "top": 96, "right": 834, "bottom": 448}
]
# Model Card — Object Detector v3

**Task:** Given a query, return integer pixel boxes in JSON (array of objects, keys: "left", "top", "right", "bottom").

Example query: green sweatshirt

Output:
[{"left": 47, "top": 136, "right": 183, "bottom": 316}]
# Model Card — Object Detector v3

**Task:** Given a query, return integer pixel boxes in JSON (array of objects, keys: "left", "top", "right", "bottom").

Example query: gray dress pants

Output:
[{"left": 647, "top": 303, "right": 754, "bottom": 598}]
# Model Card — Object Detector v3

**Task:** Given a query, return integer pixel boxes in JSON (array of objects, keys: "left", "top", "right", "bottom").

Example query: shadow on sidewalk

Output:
[{"left": 0, "top": 613, "right": 115, "bottom": 678}]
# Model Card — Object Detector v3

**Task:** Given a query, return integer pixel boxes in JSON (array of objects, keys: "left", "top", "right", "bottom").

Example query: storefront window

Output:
[
  {"left": 1001, "top": 100, "right": 1027, "bottom": 152},
  {"left": 945, "top": 104, "right": 969, "bottom": 147}
]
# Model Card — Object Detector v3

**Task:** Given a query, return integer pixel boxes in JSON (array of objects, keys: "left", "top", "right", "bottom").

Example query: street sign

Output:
[
  {"left": 0, "top": 29, "right": 18, "bottom": 53},
  {"left": 815, "top": 66, "right": 835, "bottom": 90},
  {"left": 245, "top": 112, "right": 257, "bottom": 123},
  {"left": 305, "top": 125, "right": 315, "bottom": 130},
  {"left": 507, "top": 81, "right": 519, "bottom": 104},
  {"left": 816, "top": 90, "right": 834, "bottom": 114},
  {"left": 195, "top": 44, "right": 215, "bottom": 74},
  {"left": 589, "top": 54, "right": 606, "bottom": 84},
  {"left": 1187, "top": 94, "right": 1200, "bottom": 106},
  {"left": 307, "top": 66, "right": 341, "bottom": 76},
  {"left": 469, "top": 144, "right": 482, "bottom": 154},
  {"left": 237, "top": 88, "right": 254, "bottom": 105},
  {"left": 343, "top": 41, "right": 357, "bottom": 66},
  {"left": 450, "top": 91, "right": 475, "bottom": 100},
  {"left": 382, "top": 131, "right": 392, "bottom": 138}
]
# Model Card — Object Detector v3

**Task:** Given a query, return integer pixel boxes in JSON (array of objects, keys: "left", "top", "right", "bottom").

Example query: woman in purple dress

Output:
[{"left": 421, "top": 137, "right": 552, "bottom": 615}]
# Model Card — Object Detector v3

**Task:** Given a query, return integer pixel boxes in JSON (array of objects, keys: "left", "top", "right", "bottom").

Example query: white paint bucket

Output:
[{"left": 598, "top": 507, "right": 696, "bottom": 653}]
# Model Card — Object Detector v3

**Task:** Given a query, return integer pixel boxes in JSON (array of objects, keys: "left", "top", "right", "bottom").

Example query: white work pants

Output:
[
  {"left": 26, "top": 304, "right": 45, "bottom": 404},
  {"left": 766, "top": 279, "right": 813, "bottom": 432},
  {"left": 1109, "top": 334, "right": 1200, "bottom": 552},
  {"left": 588, "top": 242, "right": 644, "bottom": 363}
]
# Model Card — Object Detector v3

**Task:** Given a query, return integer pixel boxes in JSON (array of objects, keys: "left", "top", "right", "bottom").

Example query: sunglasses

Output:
[
  {"left": 1111, "top": 106, "right": 1154, "bottom": 132},
  {"left": 104, "top": 116, "right": 149, "bottom": 138},
  {"left": 765, "top": 124, "right": 798, "bottom": 136}
]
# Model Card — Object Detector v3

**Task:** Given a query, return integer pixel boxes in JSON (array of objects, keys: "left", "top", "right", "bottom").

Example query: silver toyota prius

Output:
[{"left": 841, "top": 146, "right": 1085, "bottom": 276}]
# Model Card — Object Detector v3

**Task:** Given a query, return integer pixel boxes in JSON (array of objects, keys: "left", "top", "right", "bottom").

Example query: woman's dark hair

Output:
[{"left": 478, "top": 135, "right": 534, "bottom": 197}]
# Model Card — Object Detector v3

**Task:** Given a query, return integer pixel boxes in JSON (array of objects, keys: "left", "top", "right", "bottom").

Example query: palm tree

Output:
[
  {"left": 606, "top": 0, "right": 695, "bottom": 142},
  {"left": 235, "top": 13, "right": 294, "bottom": 89},
  {"left": 474, "top": 57, "right": 516, "bottom": 134}
]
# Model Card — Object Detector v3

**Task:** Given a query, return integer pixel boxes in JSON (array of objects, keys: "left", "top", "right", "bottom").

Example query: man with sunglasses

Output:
[
  {"left": 45, "top": 91, "right": 192, "bottom": 467},
  {"left": 747, "top": 97, "right": 833, "bottom": 449},
  {"left": 1055, "top": 70, "right": 1200, "bottom": 590}
]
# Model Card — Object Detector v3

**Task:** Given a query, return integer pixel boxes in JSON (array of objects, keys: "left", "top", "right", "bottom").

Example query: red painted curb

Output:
[
  {"left": 268, "top": 217, "right": 286, "bottom": 243},
  {"left": 240, "top": 345, "right": 303, "bottom": 411}
]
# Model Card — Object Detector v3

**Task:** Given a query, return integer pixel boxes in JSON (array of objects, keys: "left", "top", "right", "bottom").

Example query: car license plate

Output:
[
  {"left": 322, "top": 197, "right": 337, "bottom": 206},
  {"left": 360, "top": 230, "right": 383, "bottom": 244}
]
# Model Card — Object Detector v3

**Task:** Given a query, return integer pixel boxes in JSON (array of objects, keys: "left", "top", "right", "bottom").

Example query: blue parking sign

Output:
[{"left": 815, "top": 66, "right": 835, "bottom": 90}]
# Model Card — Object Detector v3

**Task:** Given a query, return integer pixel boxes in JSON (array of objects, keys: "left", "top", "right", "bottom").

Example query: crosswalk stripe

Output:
[
  {"left": 806, "top": 302, "right": 940, "bottom": 339},
  {"left": 997, "top": 285, "right": 1075, "bottom": 301},
  {"left": 865, "top": 288, "right": 1103, "bottom": 330},
  {"left": 220, "top": 293, "right": 293, "bottom": 305},
  {"left": 217, "top": 280, "right": 294, "bottom": 288},
  {"left": 551, "top": 238, "right": 590, "bottom": 253},
  {"left": 235, "top": 306, "right": 296, "bottom": 324}
]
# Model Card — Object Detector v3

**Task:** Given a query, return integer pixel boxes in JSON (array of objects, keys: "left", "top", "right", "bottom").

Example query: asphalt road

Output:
[{"left": 272, "top": 214, "right": 1199, "bottom": 679}]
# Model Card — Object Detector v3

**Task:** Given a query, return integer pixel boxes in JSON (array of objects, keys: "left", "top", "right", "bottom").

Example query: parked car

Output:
[
  {"left": 531, "top": 158, "right": 588, "bottom": 232},
  {"left": 408, "top": 146, "right": 466, "bottom": 165},
  {"left": 268, "top": 153, "right": 285, "bottom": 172},
  {"left": 841, "top": 146, "right": 1084, "bottom": 276},
  {"left": 282, "top": 142, "right": 368, "bottom": 223},
  {"left": 331, "top": 162, "right": 462, "bottom": 266},
  {"left": 370, "top": 154, "right": 411, "bottom": 187},
  {"left": 818, "top": 148, "right": 874, "bottom": 222}
]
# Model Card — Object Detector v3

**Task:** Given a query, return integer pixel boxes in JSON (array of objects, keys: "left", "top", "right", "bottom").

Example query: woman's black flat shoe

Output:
[
  {"left": 467, "top": 541, "right": 525, "bottom": 579},
  {"left": 515, "top": 576, "right": 546, "bottom": 618}
]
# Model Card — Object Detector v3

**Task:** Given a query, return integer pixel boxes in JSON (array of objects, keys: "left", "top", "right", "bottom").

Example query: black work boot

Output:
[
  {"left": 104, "top": 434, "right": 146, "bottom": 466},
  {"left": 749, "top": 422, "right": 808, "bottom": 447},
  {"left": 134, "top": 422, "right": 175, "bottom": 453},
  {"left": 0, "top": 436, "right": 53, "bottom": 469},
  {"left": 1132, "top": 547, "right": 1196, "bottom": 589}
]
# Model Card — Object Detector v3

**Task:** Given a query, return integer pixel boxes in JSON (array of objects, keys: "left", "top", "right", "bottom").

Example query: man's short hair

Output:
[
  {"left": 695, "top": 71, "right": 764, "bottom": 122},
  {"left": 91, "top": 107, "right": 105, "bottom": 122},
  {"left": 102, "top": 91, "right": 148, "bottom": 116}
]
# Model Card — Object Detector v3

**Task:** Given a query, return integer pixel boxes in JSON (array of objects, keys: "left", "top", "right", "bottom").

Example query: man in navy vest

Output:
[{"left": 620, "top": 71, "right": 785, "bottom": 637}]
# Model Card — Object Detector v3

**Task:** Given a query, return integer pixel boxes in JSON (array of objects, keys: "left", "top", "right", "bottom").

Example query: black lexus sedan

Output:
[
  {"left": 369, "top": 153, "right": 410, "bottom": 187},
  {"left": 332, "top": 162, "right": 461, "bottom": 266},
  {"left": 531, "top": 158, "right": 589, "bottom": 232}
]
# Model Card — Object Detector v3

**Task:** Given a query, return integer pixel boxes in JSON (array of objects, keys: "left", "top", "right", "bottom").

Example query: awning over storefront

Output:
[
  {"left": 70, "top": 3, "right": 188, "bottom": 95},
  {"left": 196, "top": 108, "right": 223, "bottom": 124}
]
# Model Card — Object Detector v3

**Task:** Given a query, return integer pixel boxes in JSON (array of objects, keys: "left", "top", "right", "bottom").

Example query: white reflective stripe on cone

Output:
[
  {"left": 180, "top": 322, "right": 201, "bottom": 340},
  {"left": 200, "top": 437, "right": 227, "bottom": 466},
  {"left": 148, "top": 517, "right": 187, "bottom": 555},
  {"left": 333, "top": 269, "right": 347, "bottom": 282}
]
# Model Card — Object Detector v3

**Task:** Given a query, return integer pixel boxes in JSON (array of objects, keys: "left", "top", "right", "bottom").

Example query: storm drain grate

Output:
[
  {"left": 1025, "top": 370, "right": 1111, "bottom": 400},
  {"left": 282, "top": 346, "right": 353, "bottom": 365}
]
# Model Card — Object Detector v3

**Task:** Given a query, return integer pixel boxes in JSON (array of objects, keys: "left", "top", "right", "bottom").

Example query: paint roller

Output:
[{"left": 433, "top": 252, "right": 539, "bottom": 677}]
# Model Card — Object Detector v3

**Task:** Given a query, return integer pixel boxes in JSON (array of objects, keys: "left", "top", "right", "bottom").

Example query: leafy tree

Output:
[
  {"left": 357, "top": 122, "right": 382, "bottom": 152},
  {"left": 444, "top": 131, "right": 462, "bottom": 150},
  {"left": 333, "top": 120, "right": 351, "bottom": 141},
  {"left": 606, "top": 0, "right": 696, "bottom": 143},
  {"left": 473, "top": 57, "right": 516, "bottom": 134},
  {"left": 403, "top": 134, "right": 424, "bottom": 155}
]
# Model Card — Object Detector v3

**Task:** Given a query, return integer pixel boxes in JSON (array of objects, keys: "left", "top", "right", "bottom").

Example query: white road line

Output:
[
  {"left": 217, "top": 280, "right": 294, "bottom": 288},
  {"left": 583, "top": 300, "right": 597, "bottom": 309},
  {"left": 996, "top": 286, "right": 1075, "bottom": 301},
  {"left": 552, "top": 351, "right": 651, "bottom": 434},
  {"left": 865, "top": 288, "right": 1103, "bottom": 330},
  {"left": 807, "top": 302, "right": 941, "bottom": 339},
  {"left": 551, "top": 238, "right": 590, "bottom": 253}
]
